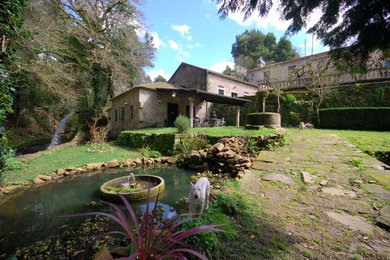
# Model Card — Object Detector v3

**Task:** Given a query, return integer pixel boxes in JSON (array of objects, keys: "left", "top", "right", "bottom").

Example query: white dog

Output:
[
  {"left": 299, "top": 122, "right": 307, "bottom": 132},
  {"left": 188, "top": 177, "right": 210, "bottom": 214}
]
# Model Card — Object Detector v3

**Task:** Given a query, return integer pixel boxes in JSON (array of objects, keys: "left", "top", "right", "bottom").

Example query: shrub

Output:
[
  {"left": 138, "top": 146, "right": 162, "bottom": 158},
  {"left": 175, "top": 136, "right": 208, "bottom": 155},
  {"left": 319, "top": 107, "right": 390, "bottom": 130},
  {"left": 174, "top": 115, "right": 190, "bottom": 133},
  {"left": 62, "top": 190, "right": 226, "bottom": 259}
]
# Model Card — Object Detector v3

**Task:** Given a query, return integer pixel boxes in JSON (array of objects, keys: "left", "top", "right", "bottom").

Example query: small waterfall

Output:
[{"left": 48, "top": 111, "right": 75, "bottom": 149}]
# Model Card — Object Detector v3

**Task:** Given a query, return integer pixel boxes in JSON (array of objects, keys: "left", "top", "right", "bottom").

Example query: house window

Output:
[
  {"left": 231, "top": 92, "right": 238, "bottom": 98},
  {"left": 120, "top": 107, "right": 125, "bottom": 120},
  {"left": 186, "top": 105, "right": 190, "bottom": 118},
  {"left": 130, "top": 105, "right": 133, "bottom": 119},
  {"left": 115, "top": 109, "right": 118, "bottom": 121}
]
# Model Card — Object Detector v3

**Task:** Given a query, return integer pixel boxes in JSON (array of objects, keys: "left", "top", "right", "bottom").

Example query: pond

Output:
[{"left": 0, "top": 167, "right": 195, "bottom": 256}]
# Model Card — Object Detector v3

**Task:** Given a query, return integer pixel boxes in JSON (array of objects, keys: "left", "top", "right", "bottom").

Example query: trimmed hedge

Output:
[
  {"left": 116, "top": 132, "right": 175, "bottom": 155},
  {"left": 319, "top": 107, "right": 390, "bottom": 130}
]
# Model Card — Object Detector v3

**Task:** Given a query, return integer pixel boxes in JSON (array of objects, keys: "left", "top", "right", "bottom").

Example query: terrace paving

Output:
[{"left": 241, "top": 131, "right": 390, "bottom": 259}]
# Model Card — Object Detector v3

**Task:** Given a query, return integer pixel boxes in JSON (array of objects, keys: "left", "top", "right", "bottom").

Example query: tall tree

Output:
[
  {"left": 291, "top": 59, "right": 338, "bottom": 126},
  {"left": 216, "top": 0, "right": 390, "bottom": 69},
  {"left": 19, "top": 0, "right": 155, "bottom": 111},
  {"left": 0, "top": 0, "right": 28, "bottom": 171},
  {"left": 154, "top": 75, "right": 167, "bottom": 82},
  {"left": 231, "top": 29, "right": 299, "bottom": 70}
]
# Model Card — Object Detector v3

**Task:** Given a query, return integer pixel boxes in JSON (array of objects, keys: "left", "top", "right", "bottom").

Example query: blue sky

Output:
[{"left": 139, "top": 0, "right": 328, "bottom": 81}]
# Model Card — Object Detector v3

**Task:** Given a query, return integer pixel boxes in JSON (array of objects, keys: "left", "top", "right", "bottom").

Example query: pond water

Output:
[{"left": 0, "top": 167, "right": 194, "bottom": 255}]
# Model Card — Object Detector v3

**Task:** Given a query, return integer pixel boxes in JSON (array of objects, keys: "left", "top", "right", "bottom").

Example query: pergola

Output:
[{"left": 156, "top": 87, "right": 252, "bottom": 127}]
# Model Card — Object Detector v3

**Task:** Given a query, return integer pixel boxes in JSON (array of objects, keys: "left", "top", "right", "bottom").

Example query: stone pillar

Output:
[
  {"left": 189, "top": 98, "right": 194, "bottom": 128},
  {"left": 236, "top": 106, "right": 240, "bottom": 127}
]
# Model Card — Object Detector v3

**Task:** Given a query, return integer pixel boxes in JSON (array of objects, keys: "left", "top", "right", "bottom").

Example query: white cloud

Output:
[
  {"left": 169, "top": 40, "right": 179, "bottom": 50},
  {"left": 209, "top": 61, "right": 235, "bottom": 73},
  {"left": 225, "top": 1, "right": 336, "bottom": 33},
  {"left": 169, "top": 40, "right": 190, "bottom": 60},
  {"left": 172, "top": 24, "right": 193, "bottom": 41},
  {"left": 150, "top": 32, "right": 166, "bottom": 49},
  {"left": 147, "top": 69, "right": 172, "bottom": 82},
  {"left": 186, "top": 42, "right": 203, "bottom": 49},
  {"left": 226, "top": 2, "right": 290, "bottom": 31}
]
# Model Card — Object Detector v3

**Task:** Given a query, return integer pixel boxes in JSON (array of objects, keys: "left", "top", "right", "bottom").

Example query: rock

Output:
[
  {"left": 167, "top": 157, "right": 177, "bottom": 164},
  {"left": 325, "top": 211, "right": 374, "bottom": 233},
  {"left": 301, "top": 171, "right": 315, "bottom": 184},
  {"left": 65, "top": 166, "right": 76, "bottom": 172},
  {"left": 49, "top": 172, "right": 59, "bottom": 179},
  {"left": 360, "top": 184, "right": 387, "bottom": 194},
  {"left": 75, "top": 167, "right": 85, "bottom": 174},
  {"left": 85, "top": 162, "right": 104, "bottom": 170},
  {"left": 190, "top": 150, "right": 200, "bottom": 157},
  {"left": 106, "top": 159, "right": 119, "bottom": 168},
  {"left": 200, "top": 151, "right": 207, "bottom": 159},
  {"left": 3, "top": 185, "right": 21, "bottom": 193},
  {"left": 134, "top": 158, "right": 143, "bottom": 164},
  {"left": 225, "top": 150, "right": 236, "bottom": 158},
  {"left": 56, "top": 169, "right": 65, "bottom": 175},
  {"left": 319, "top": 180, "right": 328, "bottom": 186},
  {"left": 377, "top": 206, "right": 390, "bottom": 228},
  {"left": 368, "top": 180, "right": 378, "bottom": 184},
  {"left": 69, "top": 171, "right": 77, "bottom": 176},
  {"left": 111, "top": 247, "right": 129, "bottom": 257},
  {"left": 321, "top": 187, "right": 357, "bottom": 198},
  {"left": 34, "top": 176, "right": 45, "bottom": 185},
  {"left": 262, "top": 173, "right": 295, "bottom": 184},
  {"left": 353, "top": 179, "right": 363, "bottom": 185},
  {"left": 38, "top": 174, "right": 52, "bottom": 181},
  {"left": 154, "top": 157, "right": 162, "bottom": 163},
  {"left": 122, "top": 159, "right": 133, "bottom": 167},
  {"left": 212, "top": 143, "right": 224, "bottom": 153},
  {"left": 93, "top": 247, "right": 113, "bottom": 260}
]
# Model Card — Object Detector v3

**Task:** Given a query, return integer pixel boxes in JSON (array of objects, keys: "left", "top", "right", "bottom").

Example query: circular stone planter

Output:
[
  {"left": 100, "top": 174, "right": 165, "bottom": 202},
  {"left": 246, "top": 112, "right": 281, "bottom": 129}
]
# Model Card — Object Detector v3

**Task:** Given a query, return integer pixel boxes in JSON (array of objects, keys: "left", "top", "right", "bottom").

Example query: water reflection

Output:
[{"left": 0, "top": 167, "right": 193, "bottom": 255}]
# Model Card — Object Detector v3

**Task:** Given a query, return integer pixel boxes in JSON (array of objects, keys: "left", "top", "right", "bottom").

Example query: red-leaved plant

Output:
[{"left": 62, "top": 186, "right": 225, "bottom": 259}]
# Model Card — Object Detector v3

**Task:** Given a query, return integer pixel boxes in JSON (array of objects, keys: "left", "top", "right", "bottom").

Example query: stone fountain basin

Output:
[
  {"left": 246, "top": 112, "right": 281, "bottom": 129},
  {"left": 100, "top": 174, "right": 165, "bottom": 201}
]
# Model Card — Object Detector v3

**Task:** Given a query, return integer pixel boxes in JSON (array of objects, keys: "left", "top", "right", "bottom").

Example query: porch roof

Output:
[{"left": 156, "top": 87, "right": 252, "bottom": 106}]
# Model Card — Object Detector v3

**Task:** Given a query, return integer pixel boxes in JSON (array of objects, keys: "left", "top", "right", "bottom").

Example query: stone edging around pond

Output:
[{"left": 0, "top": 130, "right": 286, "bottom": 198}]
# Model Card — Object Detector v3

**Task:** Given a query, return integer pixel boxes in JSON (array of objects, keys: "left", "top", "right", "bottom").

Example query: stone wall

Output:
[{"left": 177, "top": 131, "right": 286, "bottom": 179}]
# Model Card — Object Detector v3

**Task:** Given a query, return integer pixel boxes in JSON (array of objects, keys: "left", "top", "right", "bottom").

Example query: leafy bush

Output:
[
  {"left": 175, "top": 136, "right": 208, "bottom": 155},
  {"left": 214, "top": 193, "right": 248, "bottom": 217},
  {"left": 179, "top": 202, "right": 235, "bottom": 255},
  {"left": 138, "top": 146, "right": 162, "bottom": 158},
  {"left": 174, "top": 115, "right": 190, "bottom": 133},
  {"left": 247, "top": 138, "right": 261, "bottom": 154},
  {"left": 1, "top": 128, "right": 26, "bottom": 179},
  {"left": 63, "top": 191, "right": 225, "bottom": 259}
]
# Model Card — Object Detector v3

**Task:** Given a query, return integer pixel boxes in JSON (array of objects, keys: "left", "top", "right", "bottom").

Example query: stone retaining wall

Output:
[{"left": 178, "top": 131, "right": 286, "bottom": 178}]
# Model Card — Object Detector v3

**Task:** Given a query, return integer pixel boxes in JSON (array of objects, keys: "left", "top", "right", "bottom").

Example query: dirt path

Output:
[{"left": 241, "top": 130, "right": 390, "bottom": 259}]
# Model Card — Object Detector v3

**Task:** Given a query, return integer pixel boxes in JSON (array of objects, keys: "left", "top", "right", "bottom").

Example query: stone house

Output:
[
  {"left": 108, "top": 63, "right": 258, "bottom": 135},
  {"left": 248, "top": 50, "right": 390, "bottom": 90}
]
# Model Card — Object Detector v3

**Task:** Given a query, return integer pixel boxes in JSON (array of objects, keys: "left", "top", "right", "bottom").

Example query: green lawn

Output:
[
  {"left": 5, "top": 126, "right": 389, "bottom": 185},
  {"left": 285, "top": 128, "right": 390, "bottom": 152},
  {"left": 4, "top": 143, "right": 139, "bottom": 184},
  {"left": 127, "top": 126, "right": 278, "bottom": 136}
]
